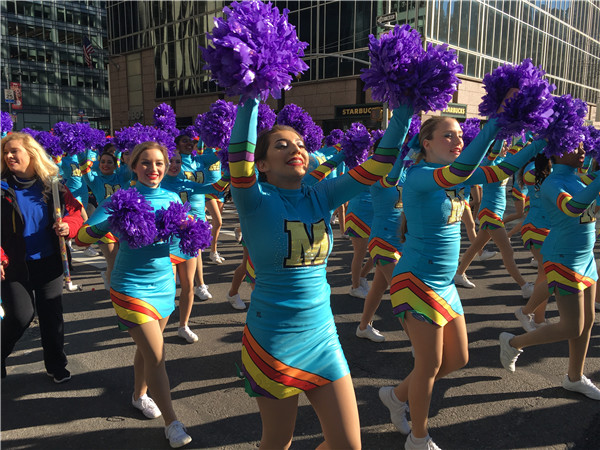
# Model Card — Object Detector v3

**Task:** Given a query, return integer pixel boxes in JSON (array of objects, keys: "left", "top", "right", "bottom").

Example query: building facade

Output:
[
  {"left": 106, "top": 0, "right": 600, "bottom": 133},
  {"left": 0, "top": 0, "right": 110, "bottom": 131}
]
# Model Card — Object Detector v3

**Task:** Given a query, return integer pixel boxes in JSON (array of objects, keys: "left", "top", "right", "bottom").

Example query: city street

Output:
[{"left": 2, "top": 202, "right": 599, "bottom": 450}]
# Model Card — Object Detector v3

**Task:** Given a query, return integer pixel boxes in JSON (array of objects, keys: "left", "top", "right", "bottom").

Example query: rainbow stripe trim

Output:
[
  {"left": 229, "top": 141, "right": 256, "bottom": 189},
  {"left": 520, "top": 223, "right": 549, "bottom": 250},
  {"left": 368, "top": 237, "right": 401, "bottom": 266},
  {"left": 110, "top": 288, "right": 163, "bottom": 330},
  {"left": 543, "top": 261, "right": 595, "bottom": 296},
  {"left": 478, "top": 208, "right": 505, "bottom": 230},
  {"left": 245, "top": 255, "right": 255, "bottom": 284},
  {"left": 240, "top": 325, "right": 330, "bottom": 399},
  {"left": 344, "top": 212, "right": 371, "bottom": 238},
  {"left": 433, "top": 162, "right": 478, "bottom": 188},
  {"left": 390, "top": 272, "right": 461, "bottom": 327},
  {"left": 348, "top": 147, "right": 396, "bottom": 186},
  {"left": 556, "top": 192, "right": 588, "bottom": 217}
]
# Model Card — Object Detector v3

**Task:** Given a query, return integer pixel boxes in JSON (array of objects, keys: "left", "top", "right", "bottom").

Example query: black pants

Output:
[{"left": 1, "top": 255, "right": 67, "bottom": 374}]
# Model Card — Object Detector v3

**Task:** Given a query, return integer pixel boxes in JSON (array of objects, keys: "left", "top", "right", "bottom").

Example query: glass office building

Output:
[
  {"left": 106, "top": 0, "right": 599, "bottom": 132},
  {"left": 0, "top": 0, "right": 110, "bottom": 131}
]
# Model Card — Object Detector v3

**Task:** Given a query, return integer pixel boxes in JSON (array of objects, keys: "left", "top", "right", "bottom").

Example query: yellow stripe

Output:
[
  {"left": 112, "top": 302, "right": 157, "bottom": 325},
  {"left": 241, "top": 346, "right": 302, "bottom": 399},
  {"left": 392, "top": 287, "right": 459, "bottom": 326},
  {"left": 230, "top": 161, "right": 255, "bottom": 178}
]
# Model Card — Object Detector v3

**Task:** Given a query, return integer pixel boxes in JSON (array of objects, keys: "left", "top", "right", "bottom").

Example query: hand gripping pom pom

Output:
[
  {"left": 201, "top": 0, "right": 308, "bottom": 103},
  {"left": 155, "top": 202, "right": 191, "bottom": 242},
  {"left": 177, "top": 218, "right": 213, "bottom": 256},
  {"left": 341, "top": 123, "right": 373, "bottom": 170},
  {"left": 537, "top": 95, "right": 588, "bottom": 158},
  {"left": 104, "top": 188, "right": 158, "bottom": 249},
  {"left": 479, "top": 59, "right": 555, "bottom": 139}
]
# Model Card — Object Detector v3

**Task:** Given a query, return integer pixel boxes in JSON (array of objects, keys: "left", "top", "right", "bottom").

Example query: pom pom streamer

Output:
[
  {"left": 36, "top": 131, "right": 63, "bottom": 158},
  {"left": 325, "top": 129, "right": 344, "bottom": 147},
  {"left": 258, "top": 103, "right": 277, "bottom": 134},
  {"left": 202, "top": 0, "right": 308, "bottom": 102},
  {"left": 583, "top": 125, "right": 600, "bottom": 161},
  {"left": 155, "top": 202, "right": 190, "bottom": 242},
  {"left": 460, "top": 118, "right": 481, "bottom": 148},
  {"left": 276, "top": 104, "right": 322, "bottom": 153},
  {"left": 104, "top": 188, "right": 158, "bottom": 249},
  {"left": 113, "top": 124, "right": 177, "bottom": 159},
  {"left": 177, "top": 218, "right": 213, "bottom": 256},
  {"left": 340, "top": 123, "right": 373, "bottom": 170},
  {"left": 479, "top": 59, "right": 555, "bottom": 139},
  {"left": 1, "top": 111, "right": 13, "bottom": 135},
  {"left": 538, "top": 95, "right": 588, "bottom": 157},
  {"left": 361, "top": 24, "right": 462, "bottom": 113},
  {"left": 198, "top": 100, "right": 237, "bottom": 149},
  {"left": 153, "top": 103, "right": 179, "bottom": 137},
  {"left": 53, "top": 122, "right": 106, "bottom": 156}
]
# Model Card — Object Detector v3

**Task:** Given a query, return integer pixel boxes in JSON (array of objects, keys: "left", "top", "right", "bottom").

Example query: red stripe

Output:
[
  {"left": 110, "top": 293, "right": 161, "bottom": 320},
  {"left": 391, "top": 274, "right": 454, "bottom": 322}
]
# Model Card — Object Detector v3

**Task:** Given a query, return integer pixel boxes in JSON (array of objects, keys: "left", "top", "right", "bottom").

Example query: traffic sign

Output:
[
  {"left": 4, "top": 89, "right": 15, "bottom": 103},
  {"left": 376, "top": 12, "right": 397, "bottom": 26}
]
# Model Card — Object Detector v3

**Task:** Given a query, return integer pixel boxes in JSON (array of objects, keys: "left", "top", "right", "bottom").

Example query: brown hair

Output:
[
  {"left": 129, "top": 141, "right": 169, "bottom": 170},
  {"left": 255, "top": 125, "right": 303, "bottom": 182}
]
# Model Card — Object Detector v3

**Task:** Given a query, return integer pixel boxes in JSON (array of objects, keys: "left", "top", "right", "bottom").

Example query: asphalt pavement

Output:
[{"left": 2, "top": 201, "right": 599, "bottom": 450}]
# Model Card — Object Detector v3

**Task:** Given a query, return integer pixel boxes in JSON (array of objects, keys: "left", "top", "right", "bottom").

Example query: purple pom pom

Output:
[
  {"left": 460, "top": 118, "right": 481, "bottom": 148},
  {"left": 198, "top": 100, "right": 237, "bottom": 149},
  {"left": 582, "top": 125, "right": 600, "bottom": 161},
  {"left": 371, "top": 129, "right": 385, "bottom": 143},
  {"left": 325, "top": 129, "right": 344, "bottom": 147},
  {"left": 21, "top": 128, "right": 40, "bottom": 139},
  {"left": 341, "top": 123, "right": 373, "bottom": 169},
  {"left": 113, "top": 124, "right": 176, "bottom": 159},
  {"left": 479, "top": 59, "right": 556, "bottom": 139},
  {"left": 104, "top": 188, "right": 158, "bottom": 249},
  {"left": 181, "top": 126, "right": 199, "bottom": 140},
  {"left": 202, "top": 0, "right": 308, "bottom": 103},
  {"left": 276, "top": 104, "right": 322, "bottom": 153},
  {"left": 538, "top": 95, "right": 588, "bottom": 157},
  {"left": 360, "top": 24, "right": 423, "bottom": 110},
  {"left": 153, "top": 103, "right": 179, "bottom": 137},
  {"left": 155, "top": 201, "right": 190, "bottom": 242},
  {"left": 36, "top": 131, "right": 63, "bottom": 158},
  {"left": 177, "top": 218, "right": 213, "bottom": 256},
  {"left": 407, "top": 114, "right": 421, "bottom": 141},
  {"left": 258, "top": 103, "right": 277, "bottom": 134},
  {"left": 1, "top": 111, "right": 13, "bottom": 135},
  {"left": 52, "top": 122, "right": 105, "bottom": 156}
]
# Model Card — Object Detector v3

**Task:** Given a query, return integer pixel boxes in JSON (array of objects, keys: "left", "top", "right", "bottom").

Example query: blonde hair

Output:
[
  {"left": 129, "top": 141, "right": 170, "bottom": 170},
  {"left": 1, "top": 132, "right": 60, "bottom": 201}
]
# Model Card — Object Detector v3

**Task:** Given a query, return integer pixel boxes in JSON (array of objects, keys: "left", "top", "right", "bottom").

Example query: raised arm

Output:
[{"left": 548, "top": 171, "right": 600, "bottom": 217}]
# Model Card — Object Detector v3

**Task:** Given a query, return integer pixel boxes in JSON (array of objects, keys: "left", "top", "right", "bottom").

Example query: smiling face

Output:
[
  {"left": 168, "top": 150, "right": 182, "bottom": 177},
  {"left": 422, "top": 118, "right": 464, "bottom": 166},
  {"left": 256, "top": 129, "right": 309, "bottom": 189},
  {"left": 176, "top": 135, "right": 194, "bottom": 155},
  {"left": 99, "top": 154, "right": 116, "bottom": 176},
  {"left": 2, "top": 138, "right": 34, "bottom": 178},
  {"left": 132, "top": 148, "right": 166, "bottom": 187}
]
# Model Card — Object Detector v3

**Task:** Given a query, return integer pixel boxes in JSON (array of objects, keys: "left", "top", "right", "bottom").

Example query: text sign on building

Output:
[
  {"left": 335, "top": 104, "right": 382, "bottom": 119},
  {"left": 377, "top": 12, "right": 397, "bottom": 27},
  {"left": 4, "top": 89, "right": 15, "bottom": 103},
  {"left": 10, "top": 82, "right": 22, "bottom": 110},
  {"left": 441, "top": 103, "right": 467, "bottom": 118}
]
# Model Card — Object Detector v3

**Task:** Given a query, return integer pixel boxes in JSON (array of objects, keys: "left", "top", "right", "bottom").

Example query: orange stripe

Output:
[{"left": 390, "top": 273, "right": 455, "bottom": 322}]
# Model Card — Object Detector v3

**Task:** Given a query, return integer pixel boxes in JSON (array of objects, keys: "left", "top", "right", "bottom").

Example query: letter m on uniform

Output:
[{"left": 284, "top": 219, "right": 330, "bottom": 267}]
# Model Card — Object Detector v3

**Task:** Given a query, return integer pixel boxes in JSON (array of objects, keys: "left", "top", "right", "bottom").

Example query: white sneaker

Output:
[
  {"left": 234, "top": 227, "right": 242, "bottom": 243},
  {"left": 478, "top": 249, "right": 497, "bottom": 261},
  {"left": 83, "top": 246, "right": 99, "bottom": 257},
  {"left": 454, "top": 273, "right": 476, "bottom": 288},
  {"left": 341, "top": 233, "right": 350, "bottom": 240},
  {"left": 194, "top": 284, "right": 212, "bottom": 300},
  {"left": 404, "top": 432, "right": 441, "bottom": 450},
  {"left": 356, "top": 323, "right": 385, "bottom": 342},
  {"left": 562, "top": 374, "right": 600, "bottom": 400},
  {"left": 226, "top": 293, "right": 246, "bottom": 310},
  {"left": 330, "top": 215, "right": 339, "bottom": 225},
  {"left": 349, "top": 285, "right": 368, "bottom": 299},
  {"left": 514, "top": 307, "right": 536, "bottom": 332},
  {"left": 521, "top": 282, "right": 534, "bottom": 299},
  {"left": 132, "top": 393, "right": 162, "bottom": 419},
  {"left": 530, "top": 257, "right": 538, "bottom": 268},
  {"left": 378, "top": 386, "right": 411, "bottom": 435},
  {"left": 209, "top": 251, "right": 224, "bottom": 264},
  {"left": 499, "top": 332, "right": 522, "bottom": 372},
  {"left": 177, "top": 326, "right": 198, "bottom": 343},
  {"left": 359, "top": 277, "right": 369, "bottom": 292},
  {"left": 165, "top": 420, "right": 192, "bottom": 448}
]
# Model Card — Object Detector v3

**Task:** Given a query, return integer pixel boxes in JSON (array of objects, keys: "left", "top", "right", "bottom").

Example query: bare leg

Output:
[
  {"left": 337, "top": 203, "right": 346, "bottom": 235},
  {"left": 506, "top": 218, "right": 524, "bottom": 238},
  {"left": 177, "top": 258, "right": 197, "bottom": 328},
  {"left": 306, "top": 374, "right": 361, "bottom": 450},
  {"left": 195, "top": 252, "right": 205, "bottom": 287},
  {"left": 488, "top": 227, "right": 526, "bottom": 287},
  {"left": 129, "top": 317, "right": 178, "bottom": 426},
  {"left": 255, "top": 395, "right": 299, "bottom": 449},
  {"left": 359, "top": 263, "right": 394, "bottom": 330},
  {"left": 359, "top": 256, "right": 374, "bottom": 280},
  {"left": 470, "top": 185, "right": 482, "bottom": 218},
  {"left": 98, "top": 242, "right": 118, "bottom": 284},
  {"left": 229, "top": 247, "right": 249, "bottom": 297},
  {"left": 521, "top": 247, "right": 549, "bottom": 323},
  {"left": 456, "top": 228, "right": 491, "bottom": 275},
  {"left": 206, "top": 199, "right": 223, "bottom": 254},
  {"left": 503, "top": 198, "right": 525, "bottom": 225},
  {"left": 350, "top": 237, "right": 369, "bottom": 289}
]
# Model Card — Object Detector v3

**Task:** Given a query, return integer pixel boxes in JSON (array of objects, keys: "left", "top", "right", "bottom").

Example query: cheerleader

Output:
[
  {"left": 345, "top": 189, "right": 374, "bottom": 298},
  {"left": 77, "top": 142, "right": 192, "bottom": 447},
  {"left": 231, "top": 97, "right": 413, "bottom": 449},
  {"left": 381, "top": 91, "right": 544, "bottom": 449},
  {"left": 500, "top": 142, "right": 600, "bottom": 401}
]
